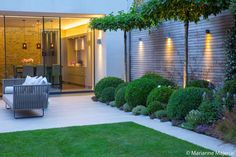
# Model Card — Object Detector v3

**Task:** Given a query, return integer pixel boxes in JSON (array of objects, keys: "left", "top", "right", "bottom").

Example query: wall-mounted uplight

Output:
[
  {"left": 205, "top": 29, "right": 211, "bottom": 34},
  {"left": 97, "top": 39, "right": 102, "bottom": 45},
  {"left": 166, "top": 33, "right": 171, "bottom": 39},
  {"left": 139, "top": 38, "right": 142, "bottom": 42}
]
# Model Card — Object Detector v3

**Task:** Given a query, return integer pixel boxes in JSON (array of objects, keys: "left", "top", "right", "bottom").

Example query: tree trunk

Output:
[
  {"left": 124, "top": 31, "right": 128, "bottom": 82},
  {"left": 183, "top": 21, "right": 189, "bottom": 88}
]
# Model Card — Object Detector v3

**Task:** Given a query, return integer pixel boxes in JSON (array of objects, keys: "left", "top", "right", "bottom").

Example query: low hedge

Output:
[
  {"left": 125, "top": 78, "right": 156, "bottom": 108},
  {"left": 95, "top": 77, "right": 124, "bottom": 98},
  {"left": 115, "top": 86, "right": 127, "bottom": 108},
  {"left": 100, "top": 87, "right": 116, "bottom": 103},
  {"left": 132, "top": 105, "right": 148, "bottom": 115},
  {"left": 167, "top": 87, "right": 208, "bottom": 120},
  {"left": 147, "top": 87, "right": 174, "bottom": 106}
]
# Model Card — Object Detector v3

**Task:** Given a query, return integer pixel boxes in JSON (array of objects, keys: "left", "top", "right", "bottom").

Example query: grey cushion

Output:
[
  {"left": 3, "top": 94, "right": 13, "bottom": 108},
  {"left": 5, "top": 86, "right": 13, "bottom": 94}
]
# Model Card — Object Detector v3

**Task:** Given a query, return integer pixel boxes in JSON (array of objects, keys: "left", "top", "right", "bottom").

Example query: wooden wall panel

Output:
[{"left": 130, "top": 11, "right": 235, "bottom": 86}]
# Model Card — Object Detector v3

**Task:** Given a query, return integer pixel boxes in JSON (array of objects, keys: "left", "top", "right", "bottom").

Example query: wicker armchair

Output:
[{"left": 2, "top": 78, "right": 50, "bottom": 119}]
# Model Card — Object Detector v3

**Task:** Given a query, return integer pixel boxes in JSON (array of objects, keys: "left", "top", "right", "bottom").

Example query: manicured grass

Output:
[{"left": 0, "top": 122, "right": 227, "bottom": 157}]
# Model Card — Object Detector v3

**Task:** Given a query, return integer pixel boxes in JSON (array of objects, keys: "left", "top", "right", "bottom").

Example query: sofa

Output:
[{"left": 2, "top": 77, "right": 51, "bottom": 119}]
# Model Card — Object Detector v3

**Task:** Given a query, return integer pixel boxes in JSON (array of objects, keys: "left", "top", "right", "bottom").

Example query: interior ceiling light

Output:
[{"left": 62, "top": 19, "right": 91, "bottom": 30}]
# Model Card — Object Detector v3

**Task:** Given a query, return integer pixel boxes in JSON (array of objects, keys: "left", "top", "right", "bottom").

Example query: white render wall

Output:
[{"left": 0, "top": 0, "right": 134, "bottom": 83}]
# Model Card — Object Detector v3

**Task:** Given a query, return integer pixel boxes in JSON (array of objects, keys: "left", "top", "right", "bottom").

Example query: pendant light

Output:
[
  {"left": 22, "top": 19, "right": 27, "bottom": 49},
  {"left": 50, "top": 20, "right": 54, "bottom": 49},
  {"left": 36, "top": 20, "right": 41, "bottom": 49}
]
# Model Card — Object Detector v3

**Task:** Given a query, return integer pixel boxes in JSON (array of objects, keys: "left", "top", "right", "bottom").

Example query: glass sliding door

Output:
[
  {"left": 42, "top": 17, "right": 61, "bottom": 92},
  {"left": 61, "top": 17, "right": 94, "bottom": 91},
  {"left": 0, "top": 16, "right": 4, "bottom": 94},
  {"left": 5, "top": 16, "right": 43, "bottom": 79},
  {"left": 1, "top": 15, "right": 96, "bottom": 95}
]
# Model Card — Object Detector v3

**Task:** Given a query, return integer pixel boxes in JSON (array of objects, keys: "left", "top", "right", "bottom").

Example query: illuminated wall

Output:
[{"left": 130, "top": 11, "right": 234, "bottom": 86}]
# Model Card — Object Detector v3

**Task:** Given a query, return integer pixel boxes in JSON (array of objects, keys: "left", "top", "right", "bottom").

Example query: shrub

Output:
[
  {"left": 125, "top": 78, "right": 156, "bottom": 108},
  {"left": 141, "top": 72, "right": 176, "bottom": 87},
  {"left": 223, "top": 80, "right": 236, "bottom": 94},
  {"left": 115, "top": 83, "right": 128, "bottom": 96},
  {"left": 214, "top": 112, "right": 236, "bottom": 144},
  {"left": 147, "top": 101, "right": 163, "bottom": 114},
  {"left": 115, "top": 86, "right": 127, "bottom": 108},
  {"left": 158, "top": 78, "right": 176, "bottom": 87},
  {"left": 123, "top": 103, "right": 132, "bottom": 112},
  {"left": 147, "top": 87, "right": 174, "bottom": 107},
  {"left": 109, "top": 101, "right": 116, "bottom": 107},
  {"left": 198, "top": 101, "right": 221, "bottom": 124},
  {"left": 95, "top": 77, "right": 124, "bottom": 98},
  {"left": 132, "top": 105, "right": 148, "bottom": 116},
  {"left": 100, "top": 87, "right": 116, "bottom": 103},
  {"left": 224, "top": 27, "right": 236, "bottom": 80},
  {"left": 182, "top": 110, "right": 202, "bottom": 130},
  {"left": 154, "top": 110, "right": 168, "bottom": 119},
  {"left": 167, "top": 87, "right": 207, "bottom": 120},
  {"left": 187, "top": 80, "right": 214, "bottom": 90}
]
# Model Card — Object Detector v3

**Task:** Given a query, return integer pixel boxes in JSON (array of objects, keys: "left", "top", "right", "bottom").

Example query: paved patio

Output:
[{"left": 0, "top": 94, "right": 235, "bottom": 156}]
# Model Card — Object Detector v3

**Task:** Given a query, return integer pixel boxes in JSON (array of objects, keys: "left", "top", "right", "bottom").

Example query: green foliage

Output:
[
  {"left": 230, "top": 0, "right": 236, "bottom": 13},
  {"left": 187, "top": 80, "right": 214, "bottom": 90},
  {"left": 141, "top": 0, "right": 230, "bottom": 23},
  {"left": 90, "top": 6, "right": 152, "bottom": 32},
  {"left": 215, "top": 112, "right": 236, "bottom": 144},
  {"left": 125, "top": 78, "right": 156, "bottom": 108},
  {"left": 115, "top": 86, "right": 127, "bottom": 108},
  {"left": 95, "top": 77, "right": 124, "bottom": 98},
  {"left": 167, "top": 87, "right": 207, "bottom": 120},
  {"left": 154, "top": 110, "right": 168, "bottom": 119},
  {"left": 198, "top": 101, "right": 221, "bottom": 124},
  {"left": 100, "top": 87, "right": 116, "bottom": 103},
  {"left": 123, "top": 103, "right": 132, "bottom": 112},
  {"left": 115, "top": 83, "right": 128, "bottom": 96},
  {"left": 147, "top": 87, "right": 174, "bottom": 107},
  {"left": 147, "top": 101, "right": 163, "bottom": 114},
  {"left": 132, "top": 105, "right": 148, "bottom": 115},
  {"left": 109, "top": 101, "right": 116, "bottom": 107},
  {"left": 183, "top": 110, "right": 203, "bottom": 130},
  {"left": 141, "top": 72, "right": 176, "bottom": 87},
  {"left": 224, "top": 27, "right": 236, "bottom": 80},
  {"left": 223, "top": 80, "right": 236, "bottom": 94}
]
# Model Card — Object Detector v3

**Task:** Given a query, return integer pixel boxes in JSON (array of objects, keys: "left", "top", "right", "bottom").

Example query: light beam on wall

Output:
[{"left": 204, "top": 30, "right": 213, "bottom": 81}]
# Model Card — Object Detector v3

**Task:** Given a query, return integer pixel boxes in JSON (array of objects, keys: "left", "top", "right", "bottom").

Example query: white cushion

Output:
[
  {"left": 5, "top": 86, "right": 13, "bottom": 94},
  {"left": 22, "top": 76, "right": 37, "bottom": 85},
  {"left": 33, "top": 76, "right": 43, "bottom": 85},
  {"left": 39, "top": 77, "right": 48, "bottom": 85}
]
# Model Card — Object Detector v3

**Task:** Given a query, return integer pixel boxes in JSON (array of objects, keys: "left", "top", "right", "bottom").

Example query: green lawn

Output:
[{"left": 0, "top": 122, "right": 226, "bottom": 157}]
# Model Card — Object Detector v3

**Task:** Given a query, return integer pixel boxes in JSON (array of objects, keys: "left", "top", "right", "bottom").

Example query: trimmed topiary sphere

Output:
[
  {"left": 125, "top": 78, "right": 156, "bottom": 108},
  {"left": 115, "top": 86, "right": 127, "bottom": 108},
  {"left": 147, "top": 101, "right": 163, "bottom": 114},
  {"left": 167, "top": 87, "right": 208, "bottom": 120},
  {"left": 141, "top": 72, "right": 176, "bottom": 87},
  {"left": 223, "top": 80, "right": 236, "bottom": 94},
  {"left": 198, "top": 101, "right": 221, "bottom": 124},
  {"left": 115, "top": 82, "right": 128, "bottom": 96},
  {"left": 100, "top": 87, "right": 116, "bottom": 103},
  {"left": 132, "top": 105, "right": 148, "bottom": 116},
  {"left": 95, "top": 77, "right": 124, "bottom": 98},
  {"left": 187, "top": 80, "right": 214, "bottom": 90},
  {"left": 147, "top": 87, "right": 174, "bottom": 107}
]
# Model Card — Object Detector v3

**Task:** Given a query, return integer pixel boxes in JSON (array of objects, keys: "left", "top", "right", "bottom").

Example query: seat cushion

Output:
[
  {"left": 5, "top": 86, "right": 13, "bottom": 94},
  {"left": 3, "top": 94, "right": 13, "bottom": 108}
]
